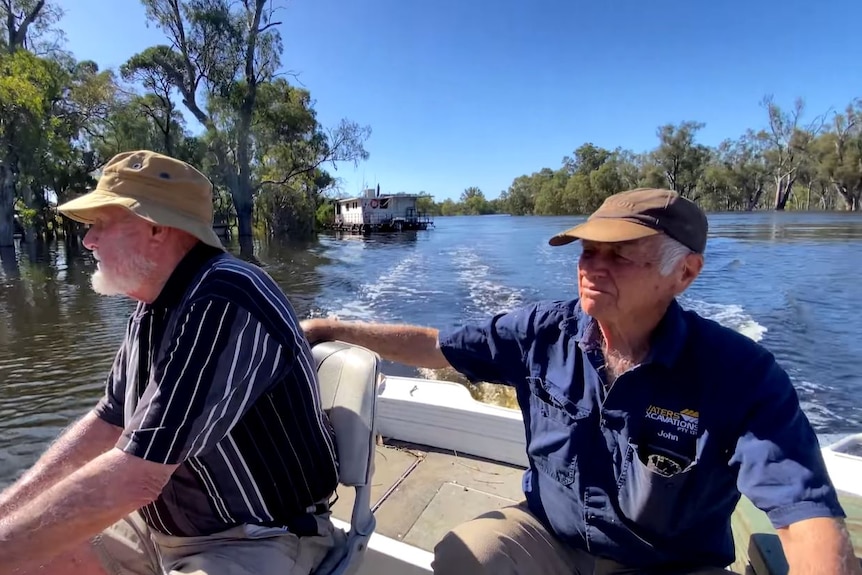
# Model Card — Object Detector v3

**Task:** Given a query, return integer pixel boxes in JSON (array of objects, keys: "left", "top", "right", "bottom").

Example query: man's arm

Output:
[
  {"left": 0, "top": 410, "right": 121, "bottom": 518},
  {"left": 731, "top": 350, "right": 855, "bottom": 573},
  {"left": 0, "top": 447, "right": 176, "bottom": 574},
  {"left": 777, "top": 517, "right": 861, "bottom": 574},
  {"left": 301, "top": 318, "right": 450, "bottom": 369}
]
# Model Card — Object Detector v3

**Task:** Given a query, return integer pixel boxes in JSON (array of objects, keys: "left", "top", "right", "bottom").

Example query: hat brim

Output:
[
  {"left": 58, "top": 190, "right": 224, "bottom": 250},
  {"left": 548, "top": 218, "right": 660, "bottom": 247}
]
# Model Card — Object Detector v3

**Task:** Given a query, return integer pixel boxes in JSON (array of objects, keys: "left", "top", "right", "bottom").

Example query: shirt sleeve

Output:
[
  {"left": 730, "top": 351, "right": 845, "bottom": 529},
  {"left": 117, "top": 297, "right": 288, "bottom": 465},
  {"left": 437, "top": 303, "right": 540, "bottom": 387},
  {"left": 93, "top": 344, "right": 127, "bottom": 428}
]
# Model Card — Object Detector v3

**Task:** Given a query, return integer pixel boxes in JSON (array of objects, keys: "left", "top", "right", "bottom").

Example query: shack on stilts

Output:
[{"left": 329, "top": 186, "right": 434, "bottom": 234}]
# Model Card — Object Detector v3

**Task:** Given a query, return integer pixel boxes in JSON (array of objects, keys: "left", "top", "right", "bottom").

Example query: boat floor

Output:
[
  {"left": 331, "top": 439, "right": 862, "bottom": 574},
  {"left": 331, "top": 439, "right": 526, "bottom": 551}
]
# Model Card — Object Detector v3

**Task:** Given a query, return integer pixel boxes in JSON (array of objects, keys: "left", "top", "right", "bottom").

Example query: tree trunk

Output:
[
  {"left": 233, "top": 109, "right": 257, "bottom": 260},
  {"left": 774, "top": 174, "right": 794, "bottom": 211},
  {"left": 0, "top": 246, "right": 18, "bottom": 278},
  {"left": 834, "top": 184, "right": 861, "bottom": 211},
  {"left": 747, "top": 183, "right": 764, "bottom": 211},
  {"left": 0, "top": 160, "right": 16, "bottom": 247},
  {"left": 19, "top": 182, "right": 38, "bottom": 244}
]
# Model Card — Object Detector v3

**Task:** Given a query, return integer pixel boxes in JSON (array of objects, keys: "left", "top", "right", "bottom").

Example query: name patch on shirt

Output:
[{"left": 644, "top": 405, "right": 699, "bottom": 440}]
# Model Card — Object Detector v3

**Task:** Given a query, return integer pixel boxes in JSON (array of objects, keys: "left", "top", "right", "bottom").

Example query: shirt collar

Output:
[
  {"left": 150, "top": 242, "right": 226, "bottom": 310},
  {"left": 568, "top": 298, "right": 688, "bottom": 367}
]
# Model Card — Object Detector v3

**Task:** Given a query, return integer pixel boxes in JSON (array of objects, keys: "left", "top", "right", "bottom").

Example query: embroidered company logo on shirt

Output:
[{"left": 645, "top": 405, "right": 700, "bottom": 439}]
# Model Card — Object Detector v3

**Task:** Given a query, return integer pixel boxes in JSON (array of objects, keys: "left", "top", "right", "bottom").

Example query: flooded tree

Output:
[{"left": 124, "top": 0, "right": 370, "bottom": 255}]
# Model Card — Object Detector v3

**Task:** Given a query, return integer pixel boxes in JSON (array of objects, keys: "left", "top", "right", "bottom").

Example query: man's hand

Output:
[{"left": 778, "top": 516, "right": 861, "bottom": 574}]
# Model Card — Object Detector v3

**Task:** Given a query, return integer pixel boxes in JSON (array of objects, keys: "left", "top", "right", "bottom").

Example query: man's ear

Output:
[
  {"left": 676, "top": 253, "right": 704, "bottom": 292},
  {"left": 150, "top": 225, "right": 170, "bottom": 244}
]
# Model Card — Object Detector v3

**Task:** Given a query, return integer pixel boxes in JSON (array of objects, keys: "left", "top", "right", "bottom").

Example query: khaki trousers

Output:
[
  {"left": 91, "top": 512, "right": 335, "bottom": 575},
  {"left": 432, "top": 503, "right": 738, "bottom": 575}
]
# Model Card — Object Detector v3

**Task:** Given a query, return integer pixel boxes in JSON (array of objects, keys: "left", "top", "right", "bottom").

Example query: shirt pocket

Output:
[
  {"left": 616, "top": 441, "right": 699, "bottom": 539},
  {"left": 526, "top": 376, "right": 591, "bottom": 487}
]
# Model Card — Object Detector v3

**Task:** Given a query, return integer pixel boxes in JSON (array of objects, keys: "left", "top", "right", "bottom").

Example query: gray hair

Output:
[{"left": 658, "top": 234, "right": 694, "bottom": 276}]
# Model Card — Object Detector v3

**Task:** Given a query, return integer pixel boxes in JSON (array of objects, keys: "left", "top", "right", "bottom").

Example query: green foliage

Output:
[
  {"left": 126, "top": 0, "right": 371, "bottom": 241},
  {"left": 315, "top": 201, "right": 334, "bottom": 229},
  {"left": 430, "top": 102, "right": 862, "bottom": 216}
]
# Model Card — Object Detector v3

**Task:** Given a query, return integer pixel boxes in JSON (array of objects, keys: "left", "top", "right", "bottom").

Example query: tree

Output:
[
  {"left": 761, "top": 96, "right": 823, "bottom": 210},
  {"left": 651, "top": 121, "right": 710, "bottom": 199},
  {"left": 700, "top": 131, "right": 769, "bottom": 211},
  {"left": 812, "top": 101, "right": 862, "bottom": 211},
  {"left": 500, "top": 175, "right": 537, "bottom": 215},
  {"left": 127, "top": 0, "right": 370, "bottom": 254},
  {"left": 0, "top": 0, "right": 53, "bottom": 246},
  {"left": 459, "top": 186, "right": 493, "bottom": 215},
  {"left": 0, "top": 49, "right": 58, "bottom": 245}
]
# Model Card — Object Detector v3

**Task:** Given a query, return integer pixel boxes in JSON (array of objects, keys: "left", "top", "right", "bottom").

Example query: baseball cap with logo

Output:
[
  {"left": 57, "top": 150, "right": 224, "bottom": 249},
  {"left": 548, "top": 188, "right": 708, "bottom": 253}
]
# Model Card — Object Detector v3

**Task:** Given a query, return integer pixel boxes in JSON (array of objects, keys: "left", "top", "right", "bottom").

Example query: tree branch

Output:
[
  {"left": 259, "top": 163, "right": 324, "bottom": 187},
  {"left": 12, "top": 0, "right": 44, "bottom": 48},
  {"left": 257, "top": 20, "right": 280, "bottom": 34}
]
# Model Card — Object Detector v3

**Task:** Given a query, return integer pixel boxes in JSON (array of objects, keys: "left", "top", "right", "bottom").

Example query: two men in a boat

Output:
[
  {"left": 303, "top": 188, "right": 861, "bottom": 574},
  {"left": 0, "top": 151, "right": 340, "bottom": 574}
]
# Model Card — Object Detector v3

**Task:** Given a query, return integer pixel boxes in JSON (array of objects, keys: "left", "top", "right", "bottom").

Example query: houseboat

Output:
[{"left": 331, "top": 187, "right": 434, "bottom": 234}]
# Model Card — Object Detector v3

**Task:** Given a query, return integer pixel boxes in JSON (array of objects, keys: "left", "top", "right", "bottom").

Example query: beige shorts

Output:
[{"left": 91, "top": 512, "right": 335, "bottom": 575}]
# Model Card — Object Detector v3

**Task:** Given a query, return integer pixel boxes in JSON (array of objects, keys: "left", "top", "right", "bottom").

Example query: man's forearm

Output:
[
  {"left": 779, "top": 517, "right": 861, "bottom": 574},
  {"left": 303, "top": 319, "right": 451, "bottom": 369},
  {"left": 0, "top": 410, "right": 121, "bottom": 517},
  {"left": 0, "top": 449, "right": 160, "bottom": 574}
]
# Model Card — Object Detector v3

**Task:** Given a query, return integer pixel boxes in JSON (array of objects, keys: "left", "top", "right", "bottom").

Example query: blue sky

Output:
[{"left": 61, "top": 0, "right": 862, "bottom": 201}]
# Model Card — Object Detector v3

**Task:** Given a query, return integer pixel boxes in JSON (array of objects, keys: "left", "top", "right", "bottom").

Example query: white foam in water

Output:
[
  {"left": 451, "top": 247, "right": 526, "bottom": 318},
  {"left": 322, "top": 253, "right": 447, "bottom": 322},
  {"left": 682, "top": 299, "right": 768, "bottom": 342}
]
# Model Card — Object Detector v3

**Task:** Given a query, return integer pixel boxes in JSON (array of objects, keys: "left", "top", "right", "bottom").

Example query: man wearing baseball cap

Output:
[
  {"left": 300, "top": 188, "right": 858, "bottom": 574},
  {"left": 0, "top": 151, "right": 340, "bottom": 574}
]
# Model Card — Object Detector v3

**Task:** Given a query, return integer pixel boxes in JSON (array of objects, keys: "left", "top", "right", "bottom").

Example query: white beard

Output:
[{"left": 91, "top": 252, "right": 155, "bottom": 297}]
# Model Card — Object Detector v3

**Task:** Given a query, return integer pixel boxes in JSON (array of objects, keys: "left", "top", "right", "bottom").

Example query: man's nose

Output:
[{"left": 82, "top": 227, "right": 97, "bottom": 251}]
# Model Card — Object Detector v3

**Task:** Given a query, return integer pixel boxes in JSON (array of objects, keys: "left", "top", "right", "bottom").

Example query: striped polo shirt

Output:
[{"left": 95, "top": 243, "right": 338, "bottom": 537}]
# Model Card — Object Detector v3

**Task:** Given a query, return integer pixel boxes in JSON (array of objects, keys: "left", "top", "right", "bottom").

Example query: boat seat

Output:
[{"left": 310, "top": 340, "right": 380, "bottom": 575}]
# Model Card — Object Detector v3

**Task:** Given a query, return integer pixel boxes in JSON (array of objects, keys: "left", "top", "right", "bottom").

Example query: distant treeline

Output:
[{"left": 415, "top": 98, "right": 862, "bottom": 216}]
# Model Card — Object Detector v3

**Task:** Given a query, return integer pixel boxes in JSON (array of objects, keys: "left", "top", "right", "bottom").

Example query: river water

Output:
[{"left": 0, "top": 212, "right": 860, "bottom": 485}]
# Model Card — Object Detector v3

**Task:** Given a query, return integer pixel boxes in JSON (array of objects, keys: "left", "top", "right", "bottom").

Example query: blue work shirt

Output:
[{"left": 438, "top": 298, "right": 845, "bottom": 570}]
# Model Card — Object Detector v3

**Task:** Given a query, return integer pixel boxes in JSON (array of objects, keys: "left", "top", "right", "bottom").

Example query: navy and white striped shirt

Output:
[{"left": 95, "top": 243, "right": 338, "bottom": 536}]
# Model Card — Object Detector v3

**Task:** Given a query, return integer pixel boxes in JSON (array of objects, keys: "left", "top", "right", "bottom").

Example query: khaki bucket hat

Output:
[
  {"left": 548, "top": 188, "right": 708, "bottom": 253},
  {"left": 57, "top": 150, "right": 224, "bottom": 250}
]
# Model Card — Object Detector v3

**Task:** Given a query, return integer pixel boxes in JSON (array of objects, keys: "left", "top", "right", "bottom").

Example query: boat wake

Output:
[
  {"left": 680, "top": 298, "right": 768, "bottom": 342},
  {"left": 449, "top": 247, "right": 527, "bottom": 320},
  {"left": 312, "top": 252, "right": 447, "bottom": 322}
]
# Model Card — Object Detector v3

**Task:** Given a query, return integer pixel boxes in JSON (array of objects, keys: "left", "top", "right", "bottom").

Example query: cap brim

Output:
[
  {"left": 58, "top": 190, "right": 224, "bottom": 250},
  {"left": 548, "top": 218, "right": 660, "bottom": 246},
  {"left": 57, "top": 190, "right": 135, "bottom": 224}
]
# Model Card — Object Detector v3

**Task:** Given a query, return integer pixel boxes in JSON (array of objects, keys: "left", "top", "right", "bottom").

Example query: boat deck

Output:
[
  {"left": 331, "top": 439, "right": 862, "bottom": 574},
  {"left": 331, "top": 439, "right": 525, "bottom": 552}
]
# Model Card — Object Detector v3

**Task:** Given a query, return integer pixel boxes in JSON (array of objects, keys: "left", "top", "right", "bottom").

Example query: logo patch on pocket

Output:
[{"left": 644, "top": 405, "right": 699, "bottom": 436}]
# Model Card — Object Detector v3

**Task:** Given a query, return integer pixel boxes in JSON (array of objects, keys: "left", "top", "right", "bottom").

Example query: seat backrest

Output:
[{"left": 311, "top": 340, "right": 379, "bottom": 575}]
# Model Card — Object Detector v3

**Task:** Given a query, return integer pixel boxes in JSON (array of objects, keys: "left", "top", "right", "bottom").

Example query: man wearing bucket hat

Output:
[
  {"left": 301, "top": 188, "right": 859, "bottom": 574},
  {"left": 0, "top": 151, "right": 339, "bottom": 574}
]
